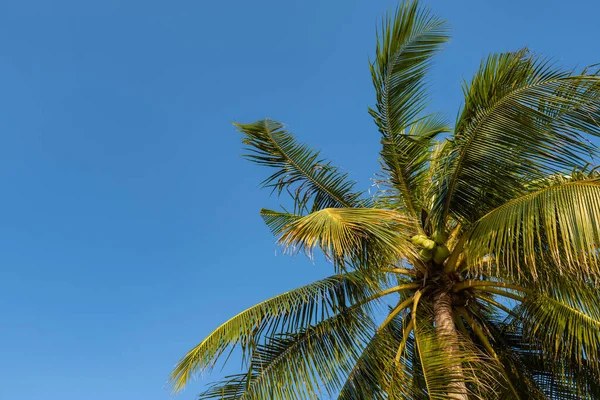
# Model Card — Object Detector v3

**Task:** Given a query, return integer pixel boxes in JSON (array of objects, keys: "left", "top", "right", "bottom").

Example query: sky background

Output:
[{"left": 0, "top": 0, "right": 598, "bottom": 399}]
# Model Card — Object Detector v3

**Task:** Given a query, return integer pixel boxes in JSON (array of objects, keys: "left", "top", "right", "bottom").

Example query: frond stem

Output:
[
  {"left": 452, "top": 280, "right": 530, "bottom": 294},
  {"left": 382, "top": 267, "right": 416, "bottom": 275},
  {"left": 443, "top": 236, "right": 466, "bottom": 273},
  {"left": 412, "top": 290, "right": 433, "bottom": 396},
  {"left": 366, "top": 283, "right": 420, "bottom": 304},
  {"left": 377, "top": 297, "right": 414, "bottom": 333},
  {"left": 394, "top": 319, "right": 414, "bottom": 364},
  {"left": 456, "top": 307, "right": 521, "bottom": 400},
  {"left": 474, "top": 294, "right": 520, "bottom": 319},
  {"left": 474, "top": 287, "right": 525, "bottom": 302}
]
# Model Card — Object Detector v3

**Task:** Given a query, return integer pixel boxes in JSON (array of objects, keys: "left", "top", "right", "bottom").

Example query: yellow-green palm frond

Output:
[
  {"left": 198, "top": 305, "right": 375, "bottom": 400},
  {"left": 338, "top": 317, "right": 415, "bottom": 400},
  {"left": 378, "top": 115, "right": 450, "bottom": 216},
  {"left": 516, "top": 280, "right": 600, "bottom": 375},
  {"left": 465, "top": 177, "right": 600, "bottom": 281},
  {"left": 235, "top": 119, "right": 364, "bottom": 214},
  {"left": 413, "top": 324, "right": 504, "bottom": 399},
  {"left": 369, "top": 0, "right": 449, "bottom": 217},
  {"left": 170, "top": 271, "right": 377, "bottom": 392},
  {"left": 433, "top": 50, "right": 600, "bottom": 227},
  {"left": 261, "top": 207, "right": 419, "bottom": 270}
]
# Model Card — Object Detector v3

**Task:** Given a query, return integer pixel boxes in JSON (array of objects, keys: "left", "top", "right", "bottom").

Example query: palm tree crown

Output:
[{"left": 171, "top": 1, "right": 600, "bottom": 398}]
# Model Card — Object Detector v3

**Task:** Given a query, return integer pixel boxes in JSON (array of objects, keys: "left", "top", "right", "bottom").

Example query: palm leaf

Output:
[
  {"left": 170, "top": 271, "right": 375, "bottom": 392},
  {"left": 338, "top": 301, "right": 420, "bottom": 400},
  {"left": 378, "top": 115, "right": 450, "bottom": 216},
  {"left": 235, "top": 119, "right": 363, "bottom": 213},
  {"left": 498, "top": 322, "right": 600, "bottom": 399},
  {"left": 261, "top": 207, "right": 418, "bottom": 270},
  {"left": 465, "top": 177, "right": 600, "bottom": 281},
  {"left": 369, "top": 0, "right": 449, "bottom": 216},
  {"left": 413, "top": 324, "right": 503, "bottom": 399},
  {"left": 516, "top": 281, "right": 600, "bottom": 374},
  {"left": 433, "top": 50, "right": 600, "bottom": 226},
  {"left": 198, "top": 302, "right": 375, "bottom": 399}
]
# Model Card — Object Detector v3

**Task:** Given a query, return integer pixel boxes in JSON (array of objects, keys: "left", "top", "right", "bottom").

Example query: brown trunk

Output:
[{"left": 433, "top": 291, "right": 468, "bottom": 400}]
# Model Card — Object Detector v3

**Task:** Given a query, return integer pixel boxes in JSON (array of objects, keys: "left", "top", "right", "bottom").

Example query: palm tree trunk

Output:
[{"left": 433, "top": 291, "right": 468, "bottom": 400}]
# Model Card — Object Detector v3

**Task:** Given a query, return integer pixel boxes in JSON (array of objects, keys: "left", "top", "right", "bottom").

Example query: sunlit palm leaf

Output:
[
  {"left": 379, "top": 115, "right": 449, "bottom": 215},
  {"left": 465, "top": 177, "right": 600, "bottom": 281},
  {"left": 434, "top": 50, "right": 600, "bottom": 227},
  {"left": 198, "top": 303, "right": 375, "bottom": 399},
  {"left": 369, "top": 0, "right": 449, "bottom": 216},
  {"left": 262, "top": 207, "right": 418, "bottom": 270},
  {"left": 235, "top": 119, "right": 363, "bottom": 213},
  {"left": 413, "top": 325, "right": 503, "bottom": 399},
  {"left": 170, "top": 272, "right": 376, "bottom": 391},
  {"left": 339, "top": 303, "right": 419, "bottom": 399}
]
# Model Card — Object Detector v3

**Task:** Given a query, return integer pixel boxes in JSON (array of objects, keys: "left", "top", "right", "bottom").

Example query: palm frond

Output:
[
  {"left": 465, "top": 177, "right": 600, "bottom": 281},
  {"left": 235, "top": 119, "right": 363, "bottom": 213},
  {"left": 516, "top": 281, "right": 600, "bottom": 375},
  {"left": 338, "top": 312, "right": 418, "bottom": 400},
  {"left": 370, "top": 0, "right": 449, "bottom": 216},
  {"left": 497, "top": 321, "right": 600, "bottom": 399},
  {"left": 378, "top": 115, "right": 450, "bottom": 216},
  {"left": 198, "top": 303, "right": 375, "bottom": 400},
  {"left": 413, "top": 324, "right": 503, "bottom": 399},
  {"left": 433, "top": 50, "right": 600, "bottom": 227},
  {"left": 477, "top": 322, "right": 549, "bottom": 399},
  {"left": 170, "top": 271, "right": 376, "bottom": 392},
  {"left": 261, "top": 207, "right": 418, "bottom": 270}
]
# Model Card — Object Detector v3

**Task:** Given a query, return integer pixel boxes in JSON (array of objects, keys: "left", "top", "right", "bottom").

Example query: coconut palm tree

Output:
[{"left": 170, "top": 1, "right": 600, "bottom": 398}]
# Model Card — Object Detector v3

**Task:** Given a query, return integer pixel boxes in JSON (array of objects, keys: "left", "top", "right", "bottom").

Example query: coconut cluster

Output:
[{"left": 411, "top": 231, "right": 450, "bottom": 264}]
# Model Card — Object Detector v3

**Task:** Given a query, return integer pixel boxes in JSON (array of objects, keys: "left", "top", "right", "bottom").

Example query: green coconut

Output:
[
  {"left": 422, "top": 239, "right": 436, "bottom": 250},
  {"left": 411, "top": 234, "right": 428, "bottom": 246},
  {"left": 419, "top": 248, "right": 433, "bottom": 262},
  {"left": 432, "top": 230, "right": 447, "bottom": 245},
  {"left": 433, "top": 245, "right": 451, "bottom": 264}
]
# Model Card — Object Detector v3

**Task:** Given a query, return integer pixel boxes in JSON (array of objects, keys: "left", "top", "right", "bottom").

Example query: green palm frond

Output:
[
  {"left": 433, "top": 50, "right": 600, "bottom": 226},
  {"left": 369, "top": 0, "right": 449, "bottom": 216},
  {"left": 235, "top": 119, "right": 363, "bottom": 213},
  {"left": 198, "top": 302, "right": 376, "bottom": 399},
  {"left": 465, "top": 177, "right": 600, "bottom": 281},
  {"left": 336, "top": 330, "right": 392, "bottom": 400},
  {"left": 337, "top": 325, "right": 404, "bottom": 400},
  {"left": 339, "top": 298, "right": 420, "bottom": 400},
  {"left": 170, "top": 271, "right": 376, "bottom": 392},
  {"left": 413, "top": 324, "right": 503, "bottom": 399},
  {"left": 497, "top": 322, "right": 600, "bottom": 399},
  {"left": 378, "top": 115, "right": 450, "bottom": 216},
  {"left": 370, "top": 0, "right": 449, "bottom": 134},
  {"left": 516, "top": 281, "right": 600, "bottom": 374},
  {"left": 261, "top": 207, "right": 418, "bottom": 270},
  {"left": 479, "top": 321, "right": 549, "bottom": 399}
]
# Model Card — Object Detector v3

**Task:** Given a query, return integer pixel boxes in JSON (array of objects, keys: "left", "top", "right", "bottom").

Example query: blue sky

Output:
[{"left": 0, "top": 0, "right": 598, "bottom": 399}]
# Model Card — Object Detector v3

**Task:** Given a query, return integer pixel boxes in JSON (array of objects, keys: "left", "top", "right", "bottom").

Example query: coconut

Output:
[
  {"left": 433, "top": 245, "right": 451, "bottom": 264},
  {"left": 419, "top": 248, "right": 433, "bottom": 262},
  {"left": 411, "top": 235, "right": 428, "bottom": 246},
  {"left": 422, "top": 239, "right": 436, "bottom": 250},
  {"left": 432, "top": 230, "right": 447, "bottom": 244}
]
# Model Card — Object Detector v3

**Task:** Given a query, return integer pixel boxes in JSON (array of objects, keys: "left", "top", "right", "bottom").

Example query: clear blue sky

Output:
[{"left": 0, "top": 0, "right": 598, "bottom": 398}]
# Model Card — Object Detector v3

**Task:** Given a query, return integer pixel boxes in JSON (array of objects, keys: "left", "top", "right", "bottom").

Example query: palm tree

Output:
[{"left": 170, "top": 1, "right": 600, "bottom": 398}]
